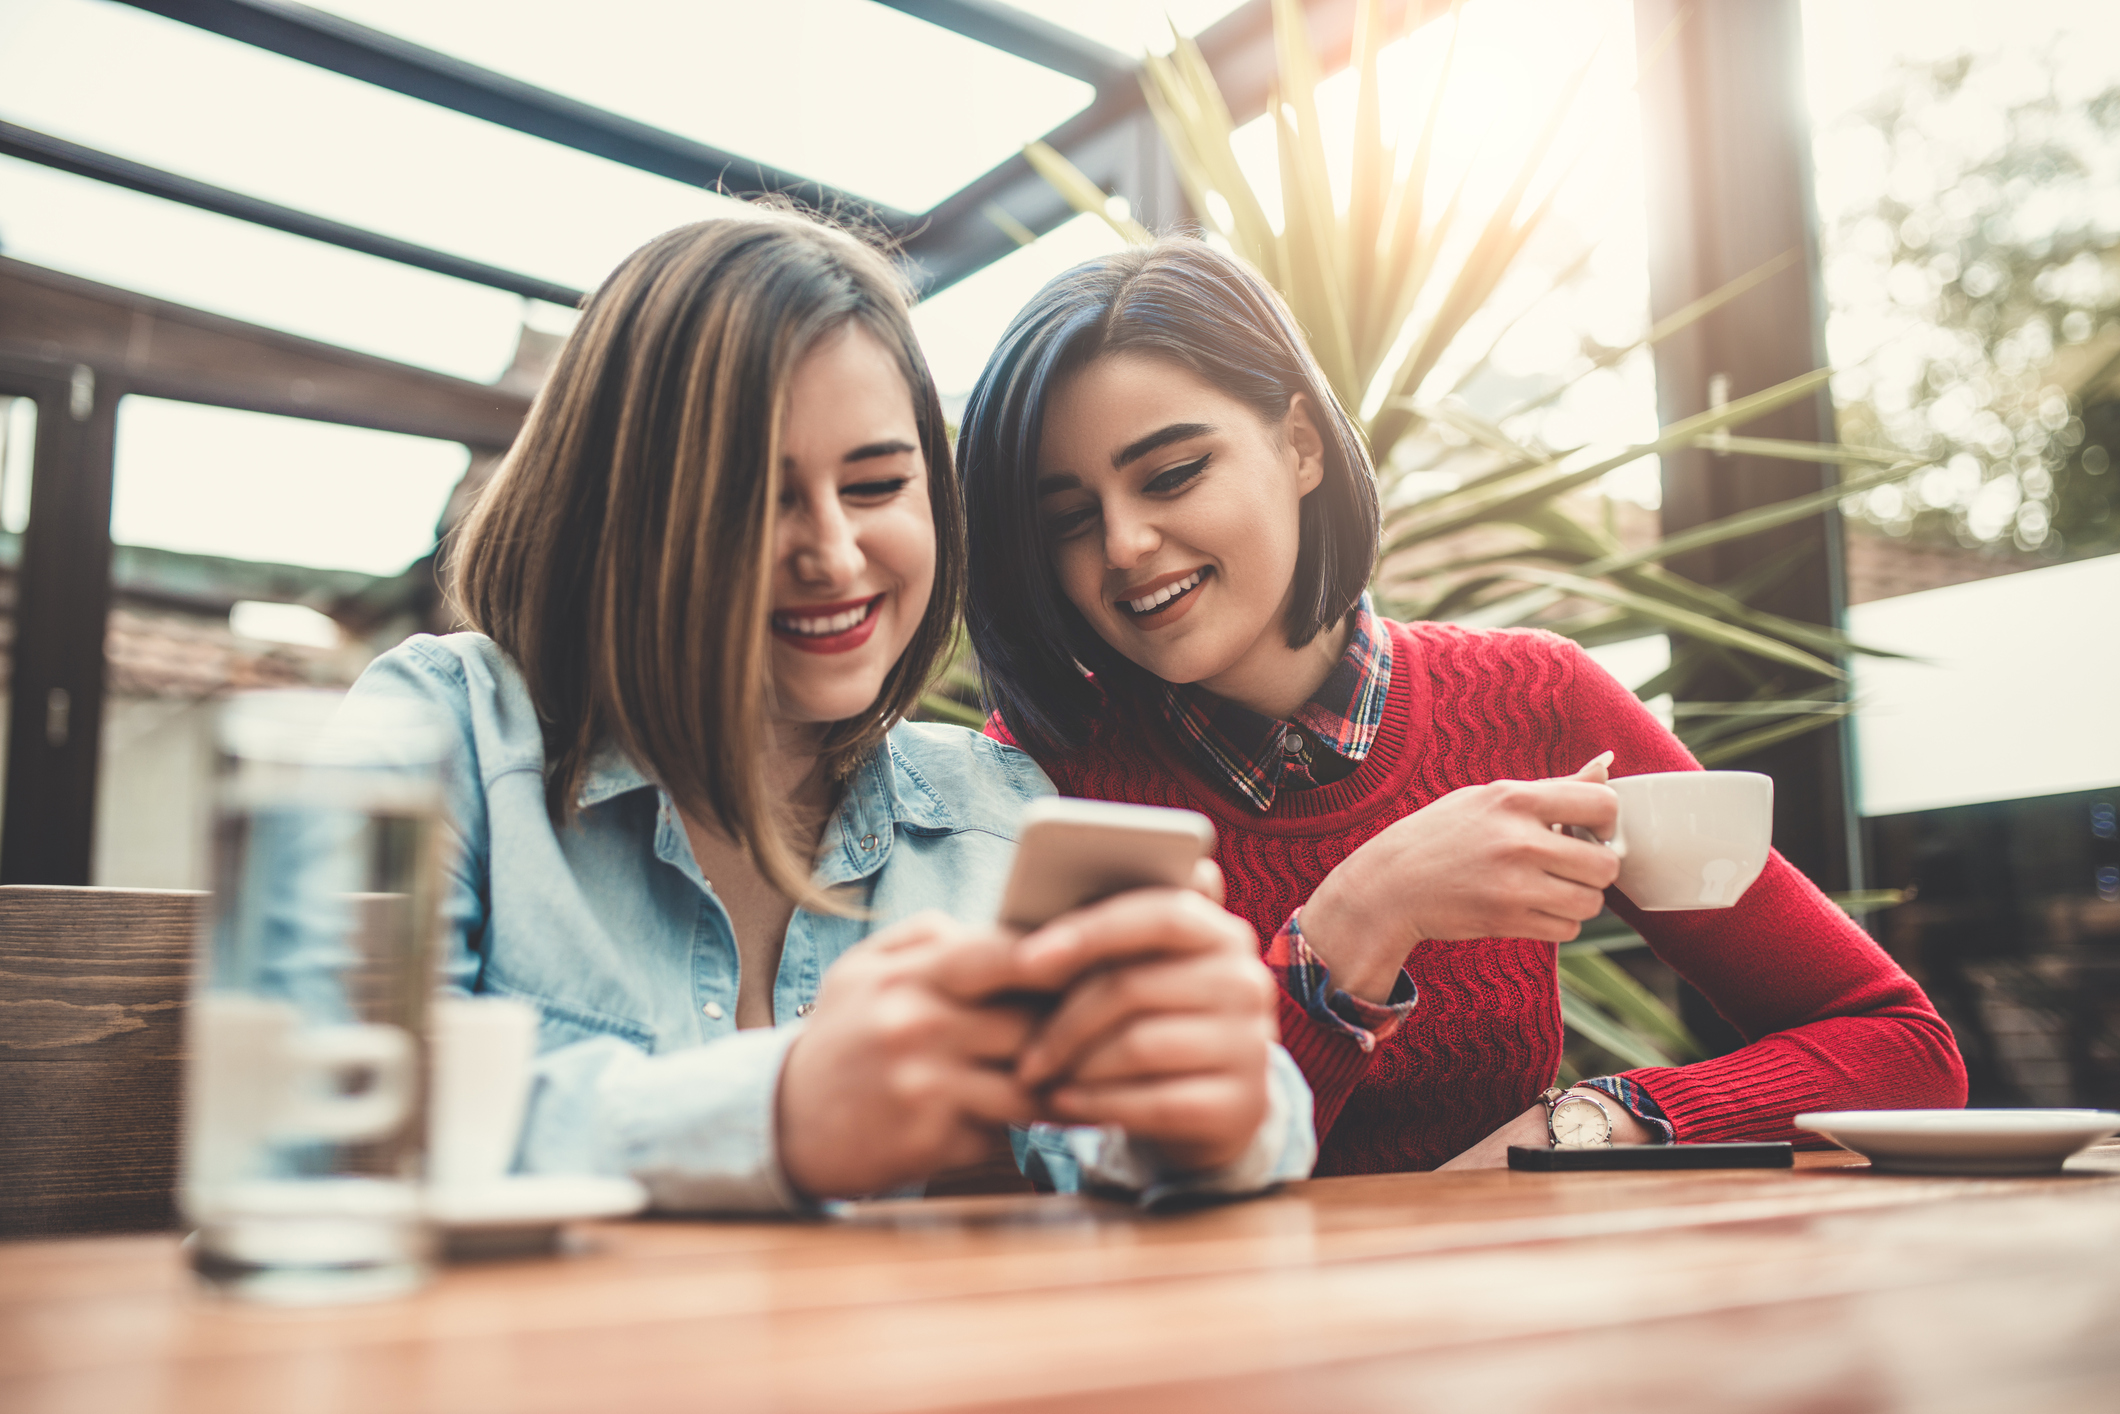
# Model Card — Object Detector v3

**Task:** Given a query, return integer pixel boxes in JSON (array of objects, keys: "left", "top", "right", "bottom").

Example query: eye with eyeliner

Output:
[
  {"left": 845, "top": 476, "right": 912, "bottom": 500},
  {"left": 1144, "top": 454, "right": 1209, "bottom": 494},
  {"left": 1042, "top": 502, "right": 1097, "bottom": 540}
]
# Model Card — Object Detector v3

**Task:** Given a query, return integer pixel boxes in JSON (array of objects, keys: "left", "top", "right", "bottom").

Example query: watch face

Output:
[{"left": 1550, "top": 1095, "right": 1610, "bottom": 1148}]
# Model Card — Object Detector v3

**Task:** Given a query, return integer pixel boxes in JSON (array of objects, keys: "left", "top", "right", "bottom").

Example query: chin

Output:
[
  {"left": 1112, "top": 631, "right": 1238, "bottom": 688},
  {"left": 770, "top": 646, "right": 902, "bottom": 726},
  {"left": 778, "top": 679, "right": 890, "bottom": 725}
]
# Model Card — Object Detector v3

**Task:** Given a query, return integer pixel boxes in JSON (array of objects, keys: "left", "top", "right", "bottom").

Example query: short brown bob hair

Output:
[{"left": 450, "top": 211, "right": 964, "bottom": 905}]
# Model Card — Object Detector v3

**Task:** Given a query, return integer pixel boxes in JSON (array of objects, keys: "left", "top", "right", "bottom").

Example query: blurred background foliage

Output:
[{"left": 1817, "top": 43, "right": 2120, "bottom": 560}]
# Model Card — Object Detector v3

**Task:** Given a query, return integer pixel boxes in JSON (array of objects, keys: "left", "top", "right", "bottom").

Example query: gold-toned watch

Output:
[{"left": 1538, "top": 1086, "right": 1614, "bottom": 1148}]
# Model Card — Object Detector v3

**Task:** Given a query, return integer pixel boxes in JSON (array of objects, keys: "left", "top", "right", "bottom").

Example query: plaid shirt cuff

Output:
[
  {"left": 1577, "top": 1075, "right": 1676, "bottom": 1144},
  {"left": 1263, "top": 910, "right": 1416, "bottom": 1053}
]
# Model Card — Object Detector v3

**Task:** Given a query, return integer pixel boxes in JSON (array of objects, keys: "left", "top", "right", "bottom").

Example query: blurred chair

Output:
[{"left": 0, "top": 886, "right": 200, "bottom": 1239}]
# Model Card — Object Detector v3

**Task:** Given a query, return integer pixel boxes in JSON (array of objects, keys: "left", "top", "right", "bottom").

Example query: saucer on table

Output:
[
  {"left": 427, "top": 1175, "right": 648, "bottom": 1259},
  {"left": 1794, "top": 1109, "right": 2120, "bottom": 1175}
]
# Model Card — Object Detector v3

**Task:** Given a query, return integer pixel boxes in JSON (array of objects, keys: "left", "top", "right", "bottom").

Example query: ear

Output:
[{"left": 1283, "top": 393, "right": 1328, "bottom": 497}]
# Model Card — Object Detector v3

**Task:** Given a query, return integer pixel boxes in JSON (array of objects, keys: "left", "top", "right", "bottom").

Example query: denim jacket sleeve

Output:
[{"left": 350, "top": 636, "right": 818, "bottom": 1212}]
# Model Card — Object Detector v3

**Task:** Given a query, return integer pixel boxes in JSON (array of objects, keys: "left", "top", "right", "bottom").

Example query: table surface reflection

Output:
[{"left": 5, "top": 1146, "right": 2118, "bottom": 1414}]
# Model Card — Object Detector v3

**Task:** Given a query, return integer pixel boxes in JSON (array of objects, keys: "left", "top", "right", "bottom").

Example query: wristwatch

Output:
[{"left": 1538, "top": 1086, "right": 1614, "bottom": 1149}]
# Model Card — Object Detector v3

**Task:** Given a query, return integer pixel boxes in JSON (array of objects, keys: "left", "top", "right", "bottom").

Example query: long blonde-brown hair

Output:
[{"left": 450, "top": 211, "right": 965, "bottom": 907}]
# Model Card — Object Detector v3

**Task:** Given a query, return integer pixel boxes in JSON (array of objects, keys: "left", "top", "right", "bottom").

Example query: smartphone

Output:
[
  {"left": 1507, "top": 1142, "right": 1794, "bottom": 1171},
  {"left": 997, "top": 797, "right": 1218, "bottom": 931}
]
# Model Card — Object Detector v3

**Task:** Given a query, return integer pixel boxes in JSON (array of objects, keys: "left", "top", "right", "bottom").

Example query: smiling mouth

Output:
[
  {"left": 1119, "top": 567, "right": 1208, "bottom": 617},
  {"left": 771, "top": 594, "right": 886, "bottom": 653}
]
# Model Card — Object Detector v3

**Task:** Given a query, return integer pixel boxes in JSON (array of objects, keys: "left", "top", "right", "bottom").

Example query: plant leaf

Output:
[{"left": 1022, "top": 140, "right": 1151, "bottom": 244}]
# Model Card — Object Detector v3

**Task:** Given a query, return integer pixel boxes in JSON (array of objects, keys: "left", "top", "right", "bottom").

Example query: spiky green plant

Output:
[{"left": 940, "top": 0, "right": 1920, "bottom": 1078}]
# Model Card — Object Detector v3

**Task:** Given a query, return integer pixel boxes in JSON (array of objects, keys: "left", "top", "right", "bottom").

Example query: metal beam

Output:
[
  {"left": 113, "top": 0, "right": 895, "bottom": 219},
  {"left": 0, "top": 256, "right": 532, "bottom": 446},
  {"left": 0, "top": 123, "right": 586, "bottom": 309},
  {"left": 899, "top": 0, "right": 1449, "bottom": 293},
  {"left": 111, "top": 0, "right": 1445, "bottom": 297},
  {"left": 874, "top": 0, "right": 1130, "bottom": 88}
]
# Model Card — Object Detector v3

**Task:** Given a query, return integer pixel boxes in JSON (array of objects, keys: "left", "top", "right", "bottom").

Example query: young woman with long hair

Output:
[
  {"left": 346, "top": 213, "right": 1310, "bottom": 1209},
  {"left": 955, "top": 238, "right": 1965, "bottom": 1173}
]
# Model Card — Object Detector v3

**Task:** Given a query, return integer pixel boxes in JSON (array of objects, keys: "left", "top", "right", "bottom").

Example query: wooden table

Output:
[{"left": 6, "top": 1148, "right": 2119, "bottom": 1414}]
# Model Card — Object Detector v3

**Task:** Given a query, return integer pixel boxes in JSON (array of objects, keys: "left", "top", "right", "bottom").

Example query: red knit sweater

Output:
[{"left": 998, "top": 619, "right": 1967, "bottom": 1174}]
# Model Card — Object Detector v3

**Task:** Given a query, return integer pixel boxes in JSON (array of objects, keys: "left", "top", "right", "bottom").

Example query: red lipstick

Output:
[{"left": 772, "top": 593, "right": 886, "bottom": 655}]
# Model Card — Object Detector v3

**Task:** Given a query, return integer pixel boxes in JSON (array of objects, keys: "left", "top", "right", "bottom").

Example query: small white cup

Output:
[
  {"left": 1609, "top": 770, "right": 1774, "bottom": 911},
  {"left": 427, "top": 995, "right": 539, "bottom": 1191},
  {"left": 186, "top": 995, "right": 417, "bottom": 1197}
]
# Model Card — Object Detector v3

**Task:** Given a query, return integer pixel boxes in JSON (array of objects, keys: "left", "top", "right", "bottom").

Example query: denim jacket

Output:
[{"left": 349, "top": 634, "right": 1314, "bottom": 1211}]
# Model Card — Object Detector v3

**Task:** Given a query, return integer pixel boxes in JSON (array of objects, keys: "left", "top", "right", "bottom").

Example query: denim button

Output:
[
  {"left": 860, "top": 834, "right": 878, "bottom": 851},
  {"left": 702, "top": 1001, "right": 725, "bottom": 1021}
]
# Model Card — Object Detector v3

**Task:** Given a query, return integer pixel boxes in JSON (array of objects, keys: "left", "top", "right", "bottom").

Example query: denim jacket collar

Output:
[{"left": 573, "top": 731, "right": 967, "bottom": 890}]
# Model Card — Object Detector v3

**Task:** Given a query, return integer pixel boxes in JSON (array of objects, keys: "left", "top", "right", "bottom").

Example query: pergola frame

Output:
[{"left": 0, "top": 0, "right": 1854, "bottom": 908}]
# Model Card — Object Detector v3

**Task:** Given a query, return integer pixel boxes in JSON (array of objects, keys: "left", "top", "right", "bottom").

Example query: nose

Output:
[
  {"left": 1101, "top": 504, "right": 1160, "bottom": 572},
  {"left": 787, "top": 492, "right": 864, "bottom": 588}
]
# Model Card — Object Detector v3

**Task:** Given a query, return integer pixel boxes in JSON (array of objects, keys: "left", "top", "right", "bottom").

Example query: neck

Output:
[
  {"left": 763, "top": 719, "right": 834, "bottom": 826},
  {"left": 1197, "top": 608, "right": 1353, "bottom": 721}
]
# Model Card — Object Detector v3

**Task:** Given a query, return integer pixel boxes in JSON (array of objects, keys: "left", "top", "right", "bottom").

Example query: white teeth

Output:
[
  {"left": 776, "top": 600, "right": 875, "bottom": 636},
  {"left": 1126, "top": 570, "right": 1201, "bottom": 614}
]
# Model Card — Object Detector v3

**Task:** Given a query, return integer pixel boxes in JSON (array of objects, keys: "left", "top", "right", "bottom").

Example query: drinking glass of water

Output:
[{"left": 182, "top": 689, "right": 451, "bottom": 1303}]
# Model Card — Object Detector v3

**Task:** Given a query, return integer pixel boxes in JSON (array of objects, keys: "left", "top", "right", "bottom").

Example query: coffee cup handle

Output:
[
  {"left": 276, "top": 1024, "right": 415, "bottom": 1142},
  {"left": 1556, "top": 821, "right": 1628, "bottom": 859}
]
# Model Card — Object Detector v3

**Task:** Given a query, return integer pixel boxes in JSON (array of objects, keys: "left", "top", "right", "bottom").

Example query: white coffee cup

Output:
[
  {"left": 1608, "top": 770, "right": 1774, "bottom": 911},
  {"left": 427, "top": 995, "right": 539, "bottom": 1190},
  {"left": 185, "top": 995, "right": 417, "bottom": 1196}
]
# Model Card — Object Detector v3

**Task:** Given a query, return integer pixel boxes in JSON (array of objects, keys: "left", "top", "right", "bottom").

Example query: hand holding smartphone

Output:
[{"left": 997, "top": 797, "right": 1217, "bottom": 932}]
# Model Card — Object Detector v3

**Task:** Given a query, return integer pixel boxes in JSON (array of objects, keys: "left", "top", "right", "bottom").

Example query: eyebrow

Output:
[
  {"left": 844, "top": 439, "right": 919, "bottom": 464},
  {"left": 1114, "top": 422, "right": 1214, "bottom": 469}
]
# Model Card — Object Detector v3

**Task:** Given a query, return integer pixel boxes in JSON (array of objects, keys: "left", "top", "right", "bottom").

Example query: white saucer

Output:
[
  {"left": 1795, "top": 1109, "right": 2120, "bottom": 1175},
  {"left": 427, "top": 1175, "right": 648, "bottom": 1259}
]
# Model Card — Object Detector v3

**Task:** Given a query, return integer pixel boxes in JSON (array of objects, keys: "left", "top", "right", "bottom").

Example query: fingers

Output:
[
  {"left": 951, "top": 1000, "right": 1042, "bottom": 1064},
  {"left": 1019, "top": 954, "right": 1270, "bottom": 1086},
  {"left": 1503, "top": 780, "right": 1620, "bottom": 834},
  {"left": 1015, "top": 888, "right": 1252, "bottom": 991},
  {"left": 1051, "top": 1012, "right": 1268, "bottom": 1088},
  {"left": 1189, "top": 856, "right": 1227, "bottom": 907},
  {"left": 1043, "top": 1071, "right": 1268, "bottom": 1155},
  {"left": 945, "top": 1064, "right": 1042, "bottom": 1129},
  {"left": 1564, "top": 750, "right": 1614, "bottom": 784},
  {"left": 919, "top": 925, "right": 1037, "bottom": 1003}
]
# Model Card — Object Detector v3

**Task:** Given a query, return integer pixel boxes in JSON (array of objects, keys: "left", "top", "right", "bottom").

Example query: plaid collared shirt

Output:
[
  {"left": 1159, "top": 594, "right": 1393, "bottom": 814},
  {"left": 1156, "top": 596, "right": 1420, "bottom": 1048}
]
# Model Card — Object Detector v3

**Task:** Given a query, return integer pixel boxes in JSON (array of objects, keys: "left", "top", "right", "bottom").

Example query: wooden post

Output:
[
  {"left": 1633, "top": 0, "right": 1861, "bottom": 896},
  {"left": 0, "top": 357, "right": 118, "bottom": 885}
]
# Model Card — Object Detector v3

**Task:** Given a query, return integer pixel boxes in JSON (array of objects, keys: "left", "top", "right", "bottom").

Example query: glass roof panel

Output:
[
  {"left": 312, "top": 0, "right": 1097, "bottom": 213},
  {"left": 1, "top": 0, "right": 754, "bottom": 300},
  {"left": 0, "top": 156, "right": 529, "bottom": 383},
  {"left": 992, "top": 1, "right": 1251, "bottom": 58},
  {"left": 114, "top": 397, "right": 468, "bottom": 575},
  {"left": 912, "top": 213, "right": 1129, "bottom": 400}
]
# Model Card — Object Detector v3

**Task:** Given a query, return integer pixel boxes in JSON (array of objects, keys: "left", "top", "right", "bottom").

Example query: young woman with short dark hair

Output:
[{"left": 958, "top": 238, "right": 1965, "bottom": 1171}]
